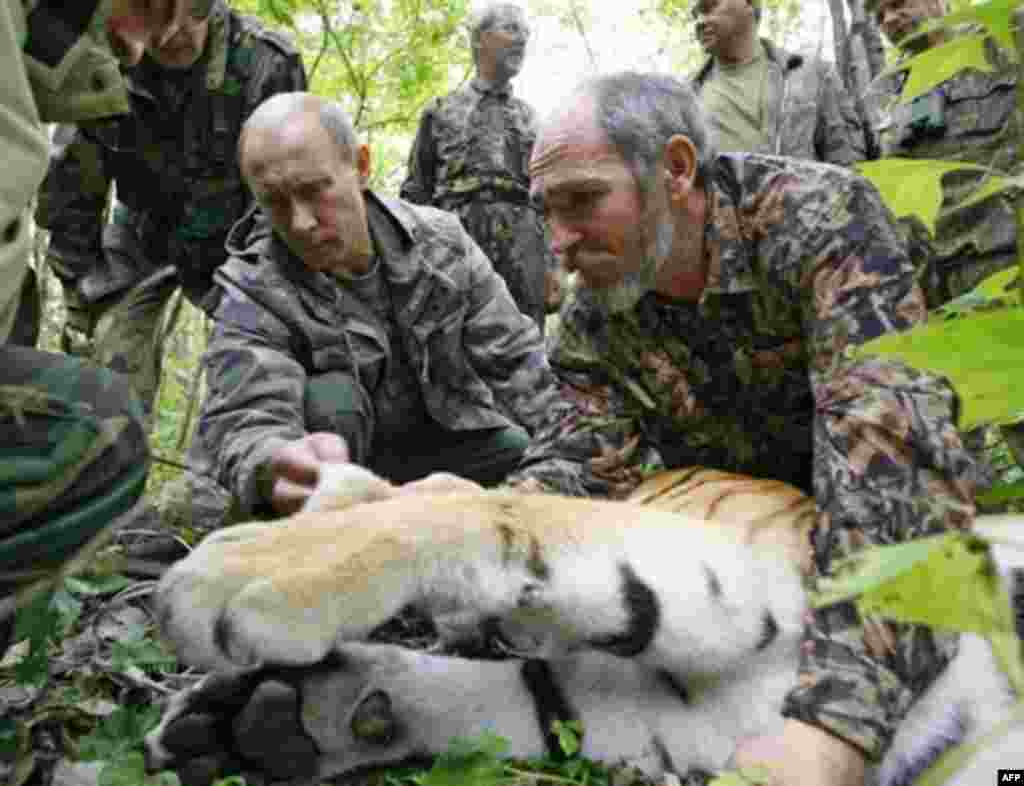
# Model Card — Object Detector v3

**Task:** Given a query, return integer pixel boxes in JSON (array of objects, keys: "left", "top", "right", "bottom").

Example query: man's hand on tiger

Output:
[
  {"left": 265, "top": 432, "right": 350, "bottom": 515},
  {"left": 732, "top": 719, "right": 866, "bottom": 786}
]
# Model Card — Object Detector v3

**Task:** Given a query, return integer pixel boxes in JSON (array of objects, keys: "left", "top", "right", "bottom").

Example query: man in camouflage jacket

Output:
[
  {"left": 400, "top": 3, "right": 555, "bottom": 332},
  {"left": 511, "top": 73, "right": 976, "bottom": 785},
  {"left": 36, "top": 0, "right": 307, "bottom": 416},
  {"left": 690, "top": 0, "right": 867, "bottom": 165},
  {"left": 1, "top": 0, "right": 203, "bottom": 650},
  {"left": 866, "top": 0, "right": 1020, "bottom": 307},
  {"left": 188, "top": 93, "right": 555, "bottom": 520}
]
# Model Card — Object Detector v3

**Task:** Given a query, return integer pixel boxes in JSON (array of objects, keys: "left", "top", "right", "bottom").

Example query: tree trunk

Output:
[{"left": 828, "top": 0, "right": 883, "bottom": 158}]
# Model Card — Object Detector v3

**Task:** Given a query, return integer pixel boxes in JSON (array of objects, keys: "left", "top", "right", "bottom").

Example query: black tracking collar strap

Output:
[{"left": 520, "top": 659, "right": 580, "bottom": 761}]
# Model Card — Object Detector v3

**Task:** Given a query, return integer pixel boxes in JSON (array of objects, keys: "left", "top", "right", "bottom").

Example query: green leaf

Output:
[
  {"left": 417, "top": 733, "right": 509, "bottom": 786},
  {"left": 12, "top": 589, "right": 61, "bottom": 684},
  {"left": 854, "top": 305, "right": 1024, "bottom": 429},
  {"left": 977, "top": 478, "right": 1024, "bottom": 507},
  {"left": 0, "top": 717, "right": 17, "bottom": 756},
  {"left": 813, "top": 533, "right": 1015, "bottom": 636},
  {"left": 855, "top": 159, "right": 1014, "bottom": 237},
  {"left": 552, "top": 719, "right": 583, "bottom": 757},
  {"left": 881, "top": 34, "right": 993, "bottom": 103},
  {"left": 63, "top": 575, "right": 133, "bottom": 597},
  {"left": 78, "top": 706, "right": 162, "bottom": 761},
  {"left": 709, "top": 767, "right": 773, "bottom": 785},
  {"left": 935, "top": 0, "right": 1022, "bottom": 57},
  {"left": 96, "top": 753, "right": 180, "bottom": 786}
]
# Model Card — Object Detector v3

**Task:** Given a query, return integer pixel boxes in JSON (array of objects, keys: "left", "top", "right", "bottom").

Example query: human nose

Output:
[
  {"left": 290, "top": 200, "right": 318, "bottom": 233},
  {"left": 107, "top": 23, "right": 148, "bottom": 67},
  {"left": 879, "top": 4, "right": 901, "bottom": 29},
  {"left": 548, "top": 216, "right": 581, "bottom": 257},
  {"left": 154, "top": 1, "right": 191, "bottom": 48}
]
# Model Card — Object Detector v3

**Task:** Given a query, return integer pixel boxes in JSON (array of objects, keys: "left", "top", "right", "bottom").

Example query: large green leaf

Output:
[
  {"left": 812, "top": 532, "right": 1015, "bottom": 635},
  {"left": 940, "top": 0, "right": 1022, "bottom": 57},
  {"left": 856, "top": 159, "right": 1017, "bottom": 237},
  {"left": 880, "top": 33, "right": 994, "bottom": 103},
  {"left": 854, "top": 305, "right": 1024, "bottom": 429}
]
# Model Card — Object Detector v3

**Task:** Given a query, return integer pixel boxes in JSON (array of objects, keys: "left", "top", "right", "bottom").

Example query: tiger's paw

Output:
[
  {"left": 145, "top": 644, "right": 448, "bottom": 786},
  {"left": 145, "top": 668, "right": 322, "bottom": 786},
  {"left": 155, "top": 465, "right": 410, "bottom": 671}
]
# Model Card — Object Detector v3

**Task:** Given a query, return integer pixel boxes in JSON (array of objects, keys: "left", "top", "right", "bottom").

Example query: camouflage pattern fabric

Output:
[
  {"left": 867, "top": 35, "right": 1021, "bottom": 306},
  {"left": 189, "top": 192, "right": 556, "bottom": 518},
  {"left": 509, "top": 154, "right": 977, "bottom": 760},
  {"left": 35, "top": 0, "right": 307, "bottom": 413},
  {"left": 691, "top": 39, "right": 868, "bottom": 166},
  {"left": 0, "top": 346, "right": 149, "bottom": 575},
  {"left": 0, "top": 1, "right": 147, "bottom": 629},
  {"left": 400, "top": 79, "right": 554, "bottom": 330}
]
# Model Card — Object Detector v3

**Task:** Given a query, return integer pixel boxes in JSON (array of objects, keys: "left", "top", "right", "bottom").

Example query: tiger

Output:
[{"left": 144, "top": 464, "right": 1022, "bottom": 786}]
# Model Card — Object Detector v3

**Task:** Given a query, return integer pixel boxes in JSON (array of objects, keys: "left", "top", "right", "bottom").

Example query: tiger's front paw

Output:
[{"left": 154, "top": 521, "right": 352, "bottom": 671}]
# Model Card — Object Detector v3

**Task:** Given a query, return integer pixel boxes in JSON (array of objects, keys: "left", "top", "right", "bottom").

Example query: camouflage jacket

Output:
[
  {"left": 2, "top": 0, "right": 130, "bottom": 342},
  {"left": 400, "top": 78, "right": 539, "bottom": 208},
  {"left": 691, "top": 39, "right": 867, "bottom": 166},
  {"left": 511, "top": 154, "right": 977, "bottom": 757},
  {"left": 195, "top": 193, "right": 555, "bottom": 515},
  {"left": 36, "top": 0, "right": 307, "bottom": 307},
  {"left": 867, "top": 35, "right": 1021, "bottom": 302}
]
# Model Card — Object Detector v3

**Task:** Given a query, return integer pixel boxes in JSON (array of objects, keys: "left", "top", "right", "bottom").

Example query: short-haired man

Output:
[
  {"left": 400, "top": 2, "right": 556, "bottom": 332},
  {"left": 36, "top": 0, "right": 307, "bottom": 418},
  {"left": 511, "top": 72, "right": 976, "bottom": 785},
  {"left": 866, "top": 0, "right": 1020, "bottom": 307},
  {"left": 690, "top": 0, "right": 867, "bottom": 164},
  {"left": 190, "top": 93, "right": 555, "bottom": 518},
  {"left": 1, "top": 0, "right": 204, "bottom": 650}
]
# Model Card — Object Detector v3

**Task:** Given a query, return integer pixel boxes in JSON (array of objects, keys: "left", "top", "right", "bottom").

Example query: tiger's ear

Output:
[{"left": 351, "top": 690, "right": 397, "bottom": 745}]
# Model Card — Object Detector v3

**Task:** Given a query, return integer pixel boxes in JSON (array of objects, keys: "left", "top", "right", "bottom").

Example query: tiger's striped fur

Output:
[{"left": 147, "top": 465, "right": 1021, "bottom": 786}]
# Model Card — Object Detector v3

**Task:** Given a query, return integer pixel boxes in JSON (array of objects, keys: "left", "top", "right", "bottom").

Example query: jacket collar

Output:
[
  {"left": 470, "top": 77, "right": 513, "bottom": 99},
  {"left": 699, "top": 156, "right": 758, "bottom": 298},
  {"left": 692, "top": 38, "right": 802, "bottom": 85}
]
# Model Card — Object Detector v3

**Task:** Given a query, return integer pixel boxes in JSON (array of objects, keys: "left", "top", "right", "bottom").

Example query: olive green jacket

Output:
[{"left": 1, "top": 0, "right": 129, "bottom": 342}]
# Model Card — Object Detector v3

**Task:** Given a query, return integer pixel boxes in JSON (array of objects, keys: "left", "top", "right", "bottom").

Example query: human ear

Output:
[
  {"left": 356, "top": 144, "right": 372, "bottom": 187},
  {"left": 663, "top": 135, "right": 699, "bottom": 201}
]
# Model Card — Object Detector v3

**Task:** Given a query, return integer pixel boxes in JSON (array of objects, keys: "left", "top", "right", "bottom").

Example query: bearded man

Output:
[{"left": 507, "top": 72, "right": 977, "bottom": 786}]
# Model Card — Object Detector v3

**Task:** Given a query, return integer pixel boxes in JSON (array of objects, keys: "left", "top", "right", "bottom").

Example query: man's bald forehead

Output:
[
  {"left": 536, "top": 90, "right": 602, "bottom": 146},
  {"left": 245, "top": 93, "right": 324, "bottom": 137}
]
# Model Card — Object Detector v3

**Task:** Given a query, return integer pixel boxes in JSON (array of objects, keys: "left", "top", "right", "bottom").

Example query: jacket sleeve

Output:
[
  {"left": 779, "top": 174, "right": 976, "bottom": 759},
  {"left": 34, "top": 124, "right": 111, "bottom": 288},
  {"left": 814, "top": 61, "right": 869, "bottom": 166},
  {"left": 506, "top": 294, "right": 666, "bottom": 499},
  {"left": 456, "top": 227, "right": 564, "bottom": 437},
  {"left": 193, "top": 281, "right": 311, "bottom": 516},
  {"left": 246, "top": 31, "right": 308, "bottom": 112},
  {"left": 400, "top": 103, "right": 438, "bottom": 205},
  {"left": 1, "top": 1, "right": 46, "bottom": 342}
]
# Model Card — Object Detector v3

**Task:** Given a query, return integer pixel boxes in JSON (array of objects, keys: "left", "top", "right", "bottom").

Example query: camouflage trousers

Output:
[
  {"left": 63, "top": 265, "right": 182, "bottom": 419},
  {"left": 0, "top": 346, "right": 149, "bottom": 625},
  {"left": 447, "top": 200, "right": 553, "bottom": 333}
]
